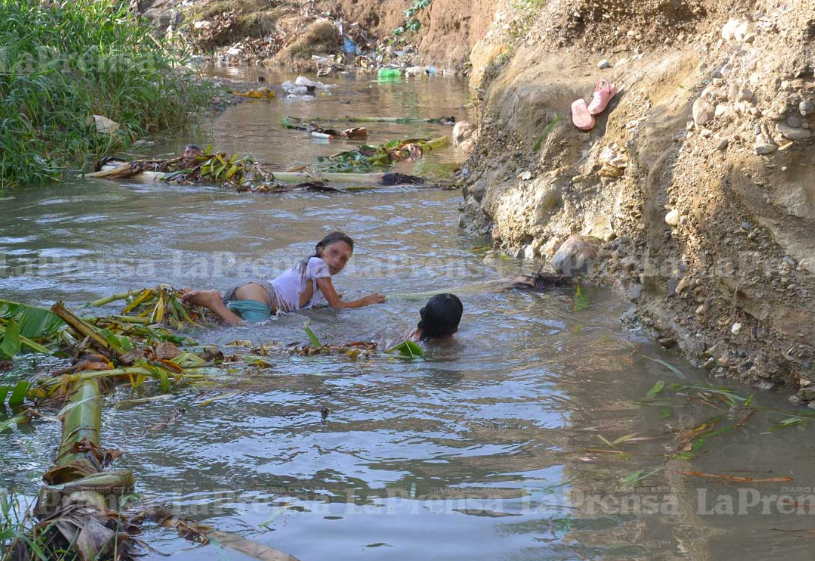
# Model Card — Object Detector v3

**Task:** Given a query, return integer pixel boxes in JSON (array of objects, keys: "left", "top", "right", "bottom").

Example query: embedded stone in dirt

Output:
[
  {"left": 551, "top": 235, "right": 600, "bottom": 276},
  {"left": 692, "top": 97, "right": 714, "bottom": 127}
]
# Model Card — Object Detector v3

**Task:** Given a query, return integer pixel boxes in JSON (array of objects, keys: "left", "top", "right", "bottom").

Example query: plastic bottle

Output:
[{"left": 377, "top": 68, "right": 402, "bottom": 79}]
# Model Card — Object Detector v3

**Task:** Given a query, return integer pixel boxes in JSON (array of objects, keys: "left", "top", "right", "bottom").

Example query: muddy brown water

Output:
[{"left": 2, "top": 69, "right": 815, "bottom": 561}]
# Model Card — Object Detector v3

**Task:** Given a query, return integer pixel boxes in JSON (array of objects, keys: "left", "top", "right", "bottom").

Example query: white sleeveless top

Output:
[{"left": 270, "top": 257, "right": 331, "bottom": 311}]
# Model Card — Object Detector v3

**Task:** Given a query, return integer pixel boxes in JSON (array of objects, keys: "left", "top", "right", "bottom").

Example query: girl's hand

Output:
[{"left": 362, "top": 293, "right": 386, "bottom": 306}]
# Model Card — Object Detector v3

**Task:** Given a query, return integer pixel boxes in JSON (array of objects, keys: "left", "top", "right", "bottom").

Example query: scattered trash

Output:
[
  {"left": 377, "top": 67, "right": 402, "bottom": 79},
  {"left": 230, "top": 87, "right": 275, "bottom": 100},
  {"left": 91, "top": 114, "right": 120, "bottom": 135},
  {"left": 282, "top": 117, "right": 368, "bottom": 140}
]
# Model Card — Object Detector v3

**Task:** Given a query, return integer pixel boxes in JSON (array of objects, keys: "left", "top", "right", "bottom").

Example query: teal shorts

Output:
[{"left": 226, "top": 299, "right": 272, "bottom": 323}]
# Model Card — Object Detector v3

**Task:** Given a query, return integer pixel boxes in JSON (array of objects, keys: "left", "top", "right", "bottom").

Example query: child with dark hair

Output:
[
  {"left": 181, "top": 231, "right": 385, "bottom": 324},
  {"left": 409, "top": 293, "right": 463, "bottom": 342}
]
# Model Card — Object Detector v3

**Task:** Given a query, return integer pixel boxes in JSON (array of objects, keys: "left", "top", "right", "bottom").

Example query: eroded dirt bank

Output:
[
  {"left": 132, "top": 0, "right": 815, "bottom": 402},
  {"left": 459, "top": 0, "right": 815, "bottom": 401}
]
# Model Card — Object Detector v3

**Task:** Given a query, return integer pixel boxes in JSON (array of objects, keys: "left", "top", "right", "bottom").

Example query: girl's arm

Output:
[{"left": 316, "top": 277, "right": 386, "bottom": 309}]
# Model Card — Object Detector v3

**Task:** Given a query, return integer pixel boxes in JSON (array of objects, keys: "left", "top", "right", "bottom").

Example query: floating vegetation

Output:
[
  {"left": 0, "top": 300, "right": 66, "bottom": 359},
  {"left": 572, "top": 282, "right": 589, "bottom": 312},
  {"left": 88, "top": 285, "right": 213, "bottom": 329},
  {"left": 284, "top": 115, "right": 456, "bottom": 125},
  {"left": 316, "top": 136, "right": 450, "bottom": 173},
  {"left": 89, "top": 145, "right": 429, "bottom": 191},
  {"left": 385, "top": 340, "right": 425, "bottom": 359}
]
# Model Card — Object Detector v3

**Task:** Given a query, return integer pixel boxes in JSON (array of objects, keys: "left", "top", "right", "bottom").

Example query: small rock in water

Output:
[{"left": 597, "top": 59, "right": 611, "bottom": 69}]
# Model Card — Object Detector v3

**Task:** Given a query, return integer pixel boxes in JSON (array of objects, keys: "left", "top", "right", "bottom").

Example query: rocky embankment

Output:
[{"left": 459, "top": 0, "right": 815, "bottom": 402}]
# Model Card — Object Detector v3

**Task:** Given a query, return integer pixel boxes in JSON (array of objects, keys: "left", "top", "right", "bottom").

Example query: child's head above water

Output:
[
  {"left": 314, "top": 231, "right": 354, "bottom": 275},
  {"left": 183, "top": 144, "right": 202, "bottom": 159},
  {"left": 417, "top": 293, "right": 463, "bottom": 340}
]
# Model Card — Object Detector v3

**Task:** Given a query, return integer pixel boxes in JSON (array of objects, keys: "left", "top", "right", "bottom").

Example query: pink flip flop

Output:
[
  {"left": 587, "top": 79, "right": 618, "bottom": 115},
  {"left": 571, "top": 99, "right": 595, "bottom": 131}
]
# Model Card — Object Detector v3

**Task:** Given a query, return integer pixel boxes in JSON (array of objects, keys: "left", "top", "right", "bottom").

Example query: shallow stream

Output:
[{"left": 2, "top": 70, "right": 815, "bottom": 561}]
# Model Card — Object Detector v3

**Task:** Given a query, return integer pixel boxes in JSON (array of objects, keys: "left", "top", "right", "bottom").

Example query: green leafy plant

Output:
[
  {"left": 393, "top": 0, "right": 432, "bottom": 36},
  {"left": 0, "top": 299, "right": 65, "bottom": 359},
  {"left": 0, "top": 0, "right": 213, "bottom": 189},
  {"left": 385, "top": 340, "right": 425, "bottom": 359}
]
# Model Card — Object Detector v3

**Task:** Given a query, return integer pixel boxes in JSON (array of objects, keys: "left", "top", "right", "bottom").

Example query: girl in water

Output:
[{"left": 181, "top": 232, "right": 385, "bottom": 324}]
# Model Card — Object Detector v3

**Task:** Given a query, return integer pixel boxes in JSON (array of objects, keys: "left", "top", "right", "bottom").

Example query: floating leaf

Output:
[
  {"left": 0, "top": 318, "right": 21, "bottom": 358},
  {"left": 646, "top": 381, "right": 665, "bottom": 399},
  {"left": 621, "top": 466, "right": 664, "bottom": 486},
  {"left": 385, "top": 340, "right": 425, "bottom": 359},
  {"left": 643, "top": 356, "right": 687, "bottom": 379},
  {"left": 8, "top": 380, "right": 30, "bottom": 406},
  {"left": 769, "top": 416, "right": 811, "bottom": 431}
]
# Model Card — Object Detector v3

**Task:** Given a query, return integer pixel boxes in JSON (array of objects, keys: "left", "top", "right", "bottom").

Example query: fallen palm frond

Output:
[
  {"left": 282, "top": 117, "right": 368, "bottom": 140},
  {"left": 317, "top": 136, "right": 449, "bottom": 173}
]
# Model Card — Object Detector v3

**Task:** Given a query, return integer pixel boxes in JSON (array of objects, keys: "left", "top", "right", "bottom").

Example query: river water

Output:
[{"left": 2, "top": 70, "right": 815, "bottom": 561}]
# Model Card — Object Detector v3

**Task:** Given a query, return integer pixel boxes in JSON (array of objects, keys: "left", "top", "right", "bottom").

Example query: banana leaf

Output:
[
  {"left": 0, "top": 299, "right": 65, "bottom": 357},
  {"left": 385, "top": 340, "right": 424, "bottom": 359},
  {"left": 8, "top": 380, "right": 30, "bottom": 406}
]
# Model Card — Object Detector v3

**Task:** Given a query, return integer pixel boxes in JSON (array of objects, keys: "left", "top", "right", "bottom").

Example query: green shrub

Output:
[{"left": 0, "top": 0, "right": 213, "bottom": 188}]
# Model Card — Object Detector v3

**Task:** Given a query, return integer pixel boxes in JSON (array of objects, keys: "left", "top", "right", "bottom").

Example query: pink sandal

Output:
[
  {"left": 587, "top": 79, "right": 618, "bottom": 115},
  {"left": 571, "top": 99, "right": 595, "bottom": 131}
]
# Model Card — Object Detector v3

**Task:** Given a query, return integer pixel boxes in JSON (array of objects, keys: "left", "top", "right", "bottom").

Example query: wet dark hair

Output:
[
  {"left": 417, "top": 294, "right": 463, "bottom": 340},
  {"left": 185, "top": 144, "right": 201, "bottom": 153},
  {"left": 297, "top": 231, "right": 354, "bottom": 281}
]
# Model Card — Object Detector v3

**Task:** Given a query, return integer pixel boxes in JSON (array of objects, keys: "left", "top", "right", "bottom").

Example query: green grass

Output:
[{"left": 0, "top": 0, "right": 213, "bottom": 189}]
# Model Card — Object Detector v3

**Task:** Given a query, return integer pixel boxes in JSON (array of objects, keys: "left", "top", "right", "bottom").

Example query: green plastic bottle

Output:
[{"left": 377, "top": 68, "right": 402, "bottom": 79}]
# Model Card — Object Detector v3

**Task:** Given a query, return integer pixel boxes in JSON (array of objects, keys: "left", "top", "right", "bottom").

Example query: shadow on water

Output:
[{"left": 2, "top": 69, "right": 815, "bottom": 561}]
